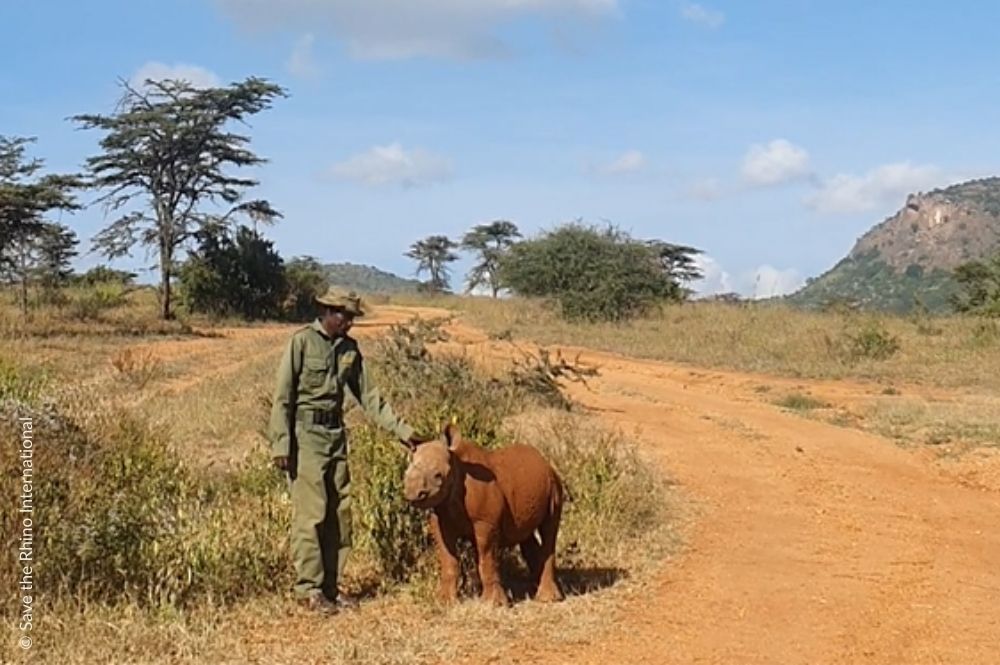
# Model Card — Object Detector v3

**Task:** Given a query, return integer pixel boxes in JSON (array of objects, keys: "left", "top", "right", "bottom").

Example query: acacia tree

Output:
[
  {"left": 461, "top": 220, "right": 521, "bottom": 297},
  {"left": 72, "top": 77, "right": 286, "bottom": 319},
  {"left": 499, "top": 222, "right": 701, "bottom": 321},
  {"left": 3, "top": 223, "right": 80, "bottom": 307},
  {"left": 0, "top": 136, "right": 80, "bottom": 314},
  {"left": 405, "top": 235, "right": 458, "bottom": 292},
  {"left": 646, "top": 240, "right": 704, "bottom": 298}
]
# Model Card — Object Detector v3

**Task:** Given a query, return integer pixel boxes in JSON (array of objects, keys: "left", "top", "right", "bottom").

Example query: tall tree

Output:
[
  {"left": 72, "top": 77, "right": 287, "bottom": 319},
  {"left": 2, "top": 223, "right": 79, "bottom": 311},
  {"left": 645, "top": 240, "right": 704, "bottom": 297},
  {"left": 405, "top": 235, "right": 458, "bottom": 292},
  {"left": 0, "top": 136, "right": 80, "bottom": 314},
  {"left": 460, "top": 220, "right": 521, "bottom": 297},
  {"left": 34, "top": 223, "right": 79, "bottom": 289}
]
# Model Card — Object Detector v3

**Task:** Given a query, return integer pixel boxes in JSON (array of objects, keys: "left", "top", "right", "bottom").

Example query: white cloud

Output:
[
  {"left": 680, "top": 3, "right": 725, "bottom": 28},
  {"left": 214, "top": 0, "right": 619, "bottom": 60},
  {"left": 692, "top": 256, "right": 804, "bottom": 299},
  {"left": 684, "top": 177, "right": 724, "bottom": 201},
  {"left": 741, "top": 139, "right": 811, "bottom": 186},
  {"left": 328, "top": 143, "right": 453, "bottom": 188},
  {"left": 131, "top": 61, "right": 220, "bottom": 89},
  {"left": 591, "top": 149, "right": 646, "bottom": 176},
  {"left": 287, "top": 34, "right": 321, "bottom": 79},
  {"left": 747, "top": 265, "right": 805, "bottom": 298},
  {"left": 691, "top": 255, "right": 734, "bottom": 295},
  {"left": 806, "top": 162, "right": 955, "bottom": 214}
]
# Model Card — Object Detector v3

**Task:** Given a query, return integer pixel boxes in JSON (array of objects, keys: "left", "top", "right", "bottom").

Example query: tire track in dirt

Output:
[{"left": 439, "top": 323, "right": 1000, "bottom": 665}]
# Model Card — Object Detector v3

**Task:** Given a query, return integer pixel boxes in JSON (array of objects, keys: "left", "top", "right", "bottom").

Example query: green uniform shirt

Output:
[{"left": 268, "top": 319, "right": 414, "bottom": 457}]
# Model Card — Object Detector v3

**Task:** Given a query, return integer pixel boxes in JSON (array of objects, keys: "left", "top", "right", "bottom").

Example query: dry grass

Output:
[
  {"left": 6, "top": 285, "right": 996, "bottom": 662},
  {"left": 10, "top": 551, "right": 681, "bottom": 665},
  {"left": 382, "top": 294, "right": 1000, "bottom": 452},
  {"left": 415, "top": 295, "right": 1000, "bottom": 391},
  {"left": 110, "top": 347, "right": 166, "bottom": 388},
  {"left": 0, "top": 294, "right": 681, "bottom": 664}
]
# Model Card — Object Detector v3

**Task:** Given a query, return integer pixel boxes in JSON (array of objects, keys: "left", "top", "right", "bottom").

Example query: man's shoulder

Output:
[{"left": 289, "top": 324, "right": 320, "bottom": 343}]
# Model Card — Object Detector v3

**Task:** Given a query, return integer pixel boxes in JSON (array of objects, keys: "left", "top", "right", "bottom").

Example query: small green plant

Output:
[
  {"left": 847, "top": 320, "right": 901, "bottom": 360},
  {"left": 826, "top": 318, "right": 901, "bottom": 364}
]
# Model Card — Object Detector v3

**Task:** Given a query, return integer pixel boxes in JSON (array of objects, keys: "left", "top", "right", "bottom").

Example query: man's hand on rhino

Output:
[{"left": 273, "top": 455, "right": 291, "bottom": 471}]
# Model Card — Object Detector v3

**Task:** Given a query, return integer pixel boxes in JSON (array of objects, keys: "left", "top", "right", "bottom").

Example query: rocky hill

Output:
[
  {"left": 322, "top": 262, "right": 422, "bottom": 293},
  {"left": 787, "top": 177, "right": 1000, "bottom": 312}
]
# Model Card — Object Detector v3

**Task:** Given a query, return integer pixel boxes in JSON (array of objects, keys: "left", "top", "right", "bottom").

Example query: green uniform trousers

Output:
[{"left": 288, "top": 422, "right": 352, "bottom": 600}]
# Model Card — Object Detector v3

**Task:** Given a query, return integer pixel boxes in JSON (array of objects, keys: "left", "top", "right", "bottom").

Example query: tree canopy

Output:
[
  {"left": 405, "top": 235, "right": 459, "bottom": 292},
  {"left": 179, "top": 225, "right": 286, "bottom": 320},
  {"left": 72, "top": 77, "right": 287, "bottom": 319},
  {"left": 499, "top": 222, "right": 700, "bottom": 321},
  {"left": 461, "top": 220, "right": 521, "bottom": 297},
  {"left": 951, "top": 254, "right": 1000, "bottom": 317},
  {"left": 0, "top": 135, "right": 80, "bottom": 313}
]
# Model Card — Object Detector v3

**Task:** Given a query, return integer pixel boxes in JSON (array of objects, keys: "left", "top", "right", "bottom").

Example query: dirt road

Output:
[
  {"left": 140, "top": 305, "right": 1000, "bottom": 664},
  {"left": 442, "top": 316, "right": 1000, "bottom": 664}
]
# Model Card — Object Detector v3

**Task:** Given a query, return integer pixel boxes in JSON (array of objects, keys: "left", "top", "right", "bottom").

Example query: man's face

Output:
[{"left": 320, "top": 307, "right": 354, "bottom": 337}]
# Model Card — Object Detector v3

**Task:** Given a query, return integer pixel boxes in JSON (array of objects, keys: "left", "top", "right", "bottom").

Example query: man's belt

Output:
[{"left": 296, "top": 409, "right": 343, "bottom": 428}]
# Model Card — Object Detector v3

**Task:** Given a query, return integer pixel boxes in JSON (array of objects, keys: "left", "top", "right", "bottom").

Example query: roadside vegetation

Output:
[{"left": 0, "top": 294, "right": 677, "bottom": 664}]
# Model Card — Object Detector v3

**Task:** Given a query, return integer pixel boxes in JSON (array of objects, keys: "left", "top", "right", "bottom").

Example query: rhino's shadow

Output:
[{"left": 500, "top": 560, "right": 628, "bottom": 603}]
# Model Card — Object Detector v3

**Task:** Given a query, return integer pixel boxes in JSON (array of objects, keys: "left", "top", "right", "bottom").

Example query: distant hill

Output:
[
  {"left": 321, "top": 262, "right": 422, "bottom": 294},
  {"left": 787, "top": 177, "right": 1000, "bottom": 313}
]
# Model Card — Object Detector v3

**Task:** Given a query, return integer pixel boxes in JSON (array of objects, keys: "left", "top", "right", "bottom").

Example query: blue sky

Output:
[{"left": 3, "top": 1, "right": 1000, "bottom": 296}]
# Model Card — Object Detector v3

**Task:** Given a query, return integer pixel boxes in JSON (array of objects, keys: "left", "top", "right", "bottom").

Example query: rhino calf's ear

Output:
[{"left": 443, "top": 422, "right": 461, "bottom": 449}]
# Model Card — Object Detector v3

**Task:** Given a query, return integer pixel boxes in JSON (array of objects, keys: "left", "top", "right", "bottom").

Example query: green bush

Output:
[
  {"left": 345, "top": 317, "right": 658, "bottom": 594},
  {"left": 0, "top": 371, "right": 290, "bottom": 609},
  {"left": 179, "top": 226, "right": 287, "bottom": 320},
  {"left": 826, "top": 318, "right": 901, "bottom": 363},
  {"left": 847, "top": 320, "right": 901, "bottom": 360},
  {"left": 68, "top": 283, "right": 128, "bottom": 320},
  {"left": 499, "top": 222, "right": 687, "bottom": 322},
  {"left": 0, "top": 316, "right": 666, "bottom": 612},
  {"left": 282, "top": 256, "right": 328, "bottom": 322},
  {"left": 498, "top": 409, "right": 667, "bottom": 585}
]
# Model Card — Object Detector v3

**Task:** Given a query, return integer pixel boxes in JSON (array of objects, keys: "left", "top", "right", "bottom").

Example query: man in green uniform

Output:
[{"left": 268, "top": 287, "right": 421, "bottom": 615}]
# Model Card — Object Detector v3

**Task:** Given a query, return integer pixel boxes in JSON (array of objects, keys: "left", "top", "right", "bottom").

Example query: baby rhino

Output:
[{"left": 403, "top": 423, "right": 565, "bottom": 606}]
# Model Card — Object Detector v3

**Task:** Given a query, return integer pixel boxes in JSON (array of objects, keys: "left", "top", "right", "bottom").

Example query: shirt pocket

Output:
[{"left": 302, "top": 355, "right": 330, "bottom": 390}]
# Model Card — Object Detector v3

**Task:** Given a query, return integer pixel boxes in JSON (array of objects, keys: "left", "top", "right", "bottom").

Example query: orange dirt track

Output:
[
  {"left": 434, "top": 309, "right": 1000, "bottom": 665},
  {"left": 161, "top": 305, "right": 1000, "bottom": 664}
]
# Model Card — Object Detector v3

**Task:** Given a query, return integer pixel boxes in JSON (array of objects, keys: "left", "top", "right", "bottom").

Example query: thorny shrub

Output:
[{"left": 0, "top": 316, "right": 665, "bottom": 612}]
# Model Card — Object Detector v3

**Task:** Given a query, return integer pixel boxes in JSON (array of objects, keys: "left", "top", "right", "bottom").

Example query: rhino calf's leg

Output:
[
  {"left": 430, "top": 513, "right": 461, "bottom": 604},
  {"left": 519, "top": 535, "right": 543, "bottom": 591},
  {"left": 473, "top": 522, "right": 508, "bottom": 606},
  {"left": 535, "top": 489, "right": 564, "bottom": 602}
]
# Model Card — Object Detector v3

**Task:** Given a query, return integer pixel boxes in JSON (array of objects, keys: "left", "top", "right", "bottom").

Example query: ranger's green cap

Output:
[{"left": 315, "top": 287, "right": 365, "bottom": 317}]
